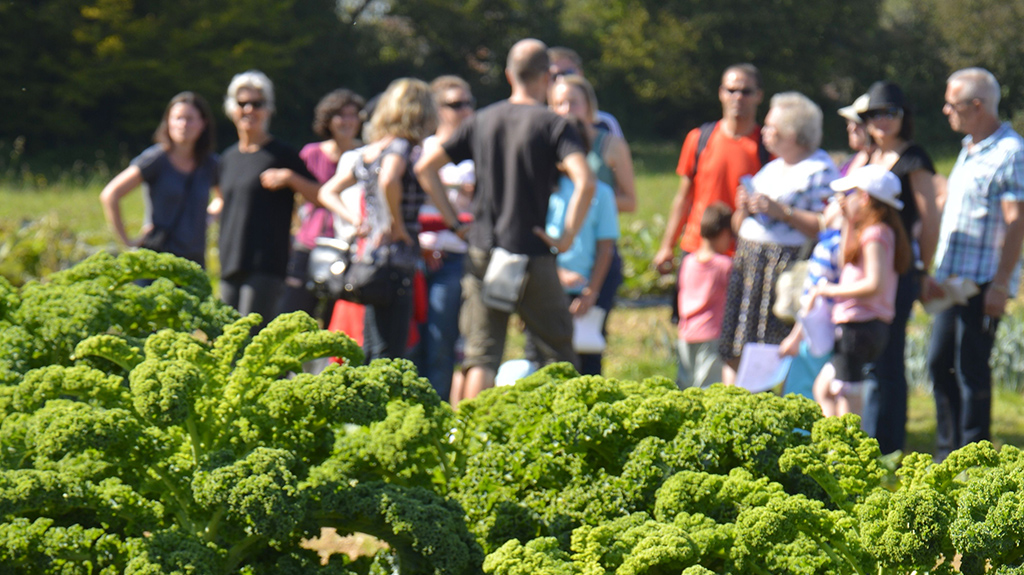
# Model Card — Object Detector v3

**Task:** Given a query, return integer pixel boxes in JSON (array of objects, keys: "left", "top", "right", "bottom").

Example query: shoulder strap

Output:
[
  {"left": 692, "top": 121, "right": 717, "bottom": 175},
  {"left": 756, "top": 128, "right": 770, "bottom": 167}
]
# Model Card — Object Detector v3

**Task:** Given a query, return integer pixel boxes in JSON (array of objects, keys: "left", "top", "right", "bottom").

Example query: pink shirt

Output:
[
  {"left": 832, "top": 224, "right": 897, "bottom": 324},
  {"left": 678, "top": 252, "right": 733, "bottom": 343},
  {"left": 295, "top": 143, "right": 341, "bottom": 249}
]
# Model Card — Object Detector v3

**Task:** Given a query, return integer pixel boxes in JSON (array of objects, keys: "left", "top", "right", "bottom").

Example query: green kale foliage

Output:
[
  {"left": 0, "top": 250, "right": 482, "bottom": 575},
  {"left": 453, "top": 364, "right": 1024, "bottom": 575},
  {"left": 5, "top": 251, "right": 1024, "bottom": 574}
]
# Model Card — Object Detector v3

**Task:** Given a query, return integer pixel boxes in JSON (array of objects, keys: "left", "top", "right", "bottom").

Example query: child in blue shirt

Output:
[{"left": 780, "top": 198, "right": 843, "bottom": 398}]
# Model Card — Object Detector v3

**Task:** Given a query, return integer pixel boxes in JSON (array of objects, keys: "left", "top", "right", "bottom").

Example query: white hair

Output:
[
  {"left": 769, "top": 91, "right": 823, "bottom": 150},
  {"left": 948, "top": 67, "right": 1000, "bottom": 116},
  {"left": 224, "top": 70, "right": 276, "bottom": 117}
]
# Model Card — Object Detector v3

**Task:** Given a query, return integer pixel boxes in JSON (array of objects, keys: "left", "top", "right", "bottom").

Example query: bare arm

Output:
[
  {"left": 984, "top": 199, "right": 1024, "bottom": 317},
  {"left": 413, "top": 144, "right": 464, "bottom": 233},
  {"left": 318, "top": 168, "right": 360, "bottom": 225},
  {"left": 260, "top": 168, "right": 321, "bottom": 205},
  {"left": 606, "top": 135, "right": 637, "bottom": 214},
  {"left": 99, "top": 165, "right": 145, "bottom": 246},
  {"left": 571, "top": 238, "right": 615, "bottom": 316},
  {"left": 207, "top": 187, "right": 223, "bottom": 218},
  {"left": 653, "top": 175, "right": 693, "bottom": 272},
  {"left": 909, "top": 168, "right": 940, "bottom": 270},
  {"left": 816, "top": 240, "right": 886, "bottom": 300}
]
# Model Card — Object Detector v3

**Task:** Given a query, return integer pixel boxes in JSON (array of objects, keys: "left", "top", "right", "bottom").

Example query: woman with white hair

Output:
[
  {"left": 217, "top": 69, "right": 319, "bottom": 327},
  {"left": 719, "top": 91, "right": 840, "bottom": 385}
]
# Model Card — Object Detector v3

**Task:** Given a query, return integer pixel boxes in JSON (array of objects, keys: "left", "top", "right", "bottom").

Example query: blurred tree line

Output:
[{"left": 4, "top": 0, "right": 1024, "bottom": 169}]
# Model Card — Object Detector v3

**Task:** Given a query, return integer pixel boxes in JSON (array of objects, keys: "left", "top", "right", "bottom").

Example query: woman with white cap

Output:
[
  {"left": 836, "top": 93, "right": 874, "bottom": 176},
  {"left": 810, "top": 164, "right": 912, "bottom": 419},
  {"left": 859, "top": 80, "right": 940, "bottom": 454}
]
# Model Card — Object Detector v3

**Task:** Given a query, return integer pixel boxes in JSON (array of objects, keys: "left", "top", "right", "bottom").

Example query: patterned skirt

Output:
[{"left": 718, "top": 238, "right": 805, "bottom": 361}]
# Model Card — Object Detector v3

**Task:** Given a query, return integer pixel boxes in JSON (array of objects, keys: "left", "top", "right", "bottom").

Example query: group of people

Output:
[
  {"left": 99, "top": 38, "right": 1024, "bottom": 459},
  {"left": 99, "top": 39, "right": 636, "bottom": 408},
  {"left": 656, "top": 64, "right": 1024, "bottom": 459}
]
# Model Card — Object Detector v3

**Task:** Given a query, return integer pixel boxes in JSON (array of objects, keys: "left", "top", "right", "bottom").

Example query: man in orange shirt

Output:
[
  {"left": 653, "top": 63, "right": 768, "bottom": 271},
  {"left": 653, "top": 63, "right": 768, "bottom": 385}
]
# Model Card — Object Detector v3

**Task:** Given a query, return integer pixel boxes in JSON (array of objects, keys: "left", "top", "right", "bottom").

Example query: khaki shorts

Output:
[{"left": 461, "top": 247, "right": 577, "bottom": 372}]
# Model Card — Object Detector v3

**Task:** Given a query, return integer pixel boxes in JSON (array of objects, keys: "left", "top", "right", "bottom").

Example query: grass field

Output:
[{"left": 2, "top": 144, "right": 1022, "bottom": 458}]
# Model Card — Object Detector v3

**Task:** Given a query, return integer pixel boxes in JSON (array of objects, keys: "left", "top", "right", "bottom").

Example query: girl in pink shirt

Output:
[{"left": 810, "top": 165, "right": 911, "bottom": 418}]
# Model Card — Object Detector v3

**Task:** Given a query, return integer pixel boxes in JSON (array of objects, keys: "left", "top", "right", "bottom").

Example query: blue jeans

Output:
[
  {"left": 409, "top": 253, "right": 464, "bottom": 400},
  {"left": 862, "top": 269, "right": 917, "bottom": 454},
  {"left": 927, "top": 285, "right": 997, "bottom": 461}
]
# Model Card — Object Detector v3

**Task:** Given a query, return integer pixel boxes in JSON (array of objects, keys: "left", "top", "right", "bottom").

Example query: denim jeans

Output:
[
  {"left": 410, "top": 252, "right": 464, "bottom": 400},
  {"left": 862, "top": 269, "right": 917, "bottom": 454},
  {"left": 927, "top": 285, "right": 997, "bottom": 461}
]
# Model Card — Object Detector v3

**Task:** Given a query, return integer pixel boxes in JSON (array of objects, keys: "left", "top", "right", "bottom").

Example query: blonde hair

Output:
[
  {"left": 367, "top": 78, "right": 437, "bottom": 144},
  {"left": 553, "top": 74, "right": 599, "bottom": 124}
]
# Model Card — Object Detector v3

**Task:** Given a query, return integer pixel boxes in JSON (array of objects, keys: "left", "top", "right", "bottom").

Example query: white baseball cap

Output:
[
  {"left": 838, "top": 94, "right": 870, "bottom": 123},
  {"left": 829, "top": 164, "right": 904, "bottom": 210}
]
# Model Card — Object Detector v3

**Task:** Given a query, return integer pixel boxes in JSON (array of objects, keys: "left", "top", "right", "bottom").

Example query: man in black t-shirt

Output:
[{"left": 416, "top": 38, "right": 595, "bottom": 405}]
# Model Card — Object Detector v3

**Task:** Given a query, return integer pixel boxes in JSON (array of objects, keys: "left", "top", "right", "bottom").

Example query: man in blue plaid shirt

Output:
[{"left": 925, "top": 67, "right": 1024, "bottom": 460}]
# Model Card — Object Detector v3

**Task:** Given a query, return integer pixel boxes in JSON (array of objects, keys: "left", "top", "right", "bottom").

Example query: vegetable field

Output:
[{"left": 2, "top": 250, "right": 1024, "bottom": 573}]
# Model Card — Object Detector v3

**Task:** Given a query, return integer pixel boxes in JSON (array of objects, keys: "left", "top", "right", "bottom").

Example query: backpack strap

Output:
[
  {"left": 692, "top": 121, "right": 717, "bottom": 176},
  {"left": 756, "top": 129, "right": 770, "bottom": 167}
]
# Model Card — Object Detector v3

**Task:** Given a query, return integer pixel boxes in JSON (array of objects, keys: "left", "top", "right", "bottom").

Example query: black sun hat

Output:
[{"left": 866, "top": 81, "right": 907, "bottom": 111}]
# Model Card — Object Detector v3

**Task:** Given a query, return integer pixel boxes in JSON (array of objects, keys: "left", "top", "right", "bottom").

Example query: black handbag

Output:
[{"left": 307, "top": 238, "right": 414, "bottom": 307}]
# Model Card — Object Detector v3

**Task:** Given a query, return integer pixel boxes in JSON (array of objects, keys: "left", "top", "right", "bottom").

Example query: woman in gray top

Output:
[{"left": 100, "top": 91, "right": 219, "bottom": 266}]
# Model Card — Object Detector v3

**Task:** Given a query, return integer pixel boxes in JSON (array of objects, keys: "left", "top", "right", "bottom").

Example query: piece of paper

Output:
[
  {"left": 735, "top": 343, "right": 792, "bottom": 393},
  {"left": 922, "top": 277, "right": 979, "bottom": 315}
]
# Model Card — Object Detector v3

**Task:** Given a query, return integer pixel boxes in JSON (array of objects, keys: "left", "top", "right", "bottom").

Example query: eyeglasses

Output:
[
  {"left": 236, "top": 99, "right": 265, "bottom": 110},
  {"left": 722, "top": 86, "right": 758, "bottom": 97},
  {"left": 443, "top": 100, "right": 475, "bottom": 110},
  {"left": 862, "top": 106, "right": 903, "bottom": 121},
  {"left": 944, "top": 98, "right": 979, "bottom": 112}
]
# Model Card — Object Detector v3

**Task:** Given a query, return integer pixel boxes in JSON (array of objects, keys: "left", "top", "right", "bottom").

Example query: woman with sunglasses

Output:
[
  {"left": 858, "top": 80, "right": 940, "bottom": 455},
  {"left": 410, "top": 75, "right": 476, "bottom": 400},
  {"left": 100, "top": 91, "right": 218, "bottom": 267},
  {"left": 216, "top": 70, "right": 320, "bottom": 328}
]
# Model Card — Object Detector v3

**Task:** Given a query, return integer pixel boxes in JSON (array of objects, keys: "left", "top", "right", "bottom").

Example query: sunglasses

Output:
[
  {"left": 236, "top": 99, "right": 266, "bottom": 110},
  {"left": 552, "top": 68, "right": 579, "bottom": 79},
  {"left": 862, "top": 106, "right": 903, "bottom": 121},
  {"left": 832, "top": 188, "right": 858, "bottom": 201},
  {"left": 722, "top": 87, "right": 757, "bottom": 97},
  {"left": 443, "top": 100, "right": 474, "bottom": 110}
]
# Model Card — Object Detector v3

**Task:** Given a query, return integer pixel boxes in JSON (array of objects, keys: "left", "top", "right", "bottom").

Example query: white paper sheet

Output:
[{"left": 735, "top": 343, "right": 792, "bottom": 393}]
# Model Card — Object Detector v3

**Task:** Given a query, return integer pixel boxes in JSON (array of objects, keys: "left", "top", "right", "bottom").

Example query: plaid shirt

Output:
[{"left": 934, "top": 123, "right": 1024, "bottom": 294}]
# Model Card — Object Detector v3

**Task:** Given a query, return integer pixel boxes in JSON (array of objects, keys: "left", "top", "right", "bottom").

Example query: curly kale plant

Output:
[
  {"left": 0, "top": 252, "right": 481, "bottom": 575},
  {"left": 0, "top": 250, "right": 238, "bottom": 382},
  {"left": 454, "top": 363, "right": 1024, "bottom": 575}
]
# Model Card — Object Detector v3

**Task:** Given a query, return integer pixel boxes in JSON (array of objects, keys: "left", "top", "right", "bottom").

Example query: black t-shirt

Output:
[
  {"left": 218, "top": 139, "right": 312, "bottom": 279},
  {"left": 443, "top": 100, "right": 585, "bottom": 255},
  {"left": 890, "top": 143, "right": 935, "bottom": 236}
]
